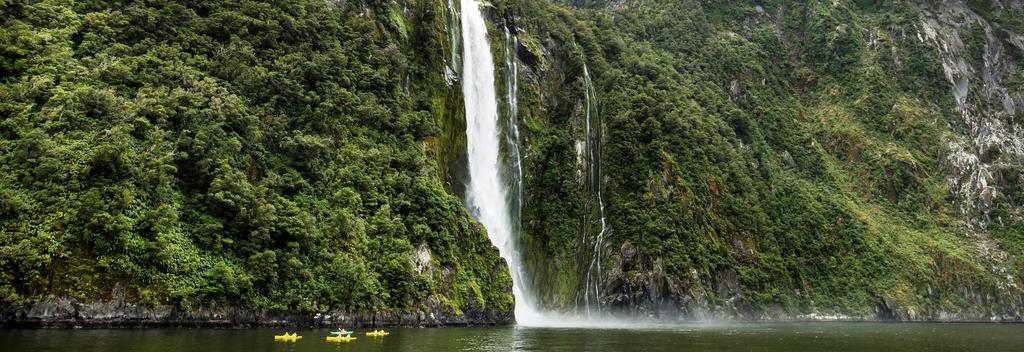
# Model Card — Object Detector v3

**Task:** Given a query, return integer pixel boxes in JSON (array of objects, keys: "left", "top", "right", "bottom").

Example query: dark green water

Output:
[{"left": 2, "top": 323, "right": 1023, "bottom": 351}]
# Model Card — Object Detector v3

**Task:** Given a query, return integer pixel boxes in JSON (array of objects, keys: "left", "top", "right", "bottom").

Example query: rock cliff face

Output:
[
  {"left": 913, "top": 0, "right": 1024, "bottom": 321},
  {"left": 920, "top": 1, "right": 1024, "bottom": 220}
]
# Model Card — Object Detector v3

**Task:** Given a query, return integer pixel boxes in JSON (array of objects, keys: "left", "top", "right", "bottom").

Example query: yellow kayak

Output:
[
  {"left": 365, "top": 330, "right": 389, "bottom": 337},
  {"left": 326, "top": 335, "right": 357, "bottom": 342},
  {"left": 273, "top": 332, "right": 302, "bottom": 341}
]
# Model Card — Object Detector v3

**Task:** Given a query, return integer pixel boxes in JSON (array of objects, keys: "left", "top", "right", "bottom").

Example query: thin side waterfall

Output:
[
  {"left": 459, "top": 0, "right": 542, "bottom": 324},
  {"left": 503, "top": 25, "right": 524, "bottom": 233},
  {"left": 445, "top": 0, "right": 461, "bottom": 78},
  {"left": 581, "top": 63, "right": 608, "bottom": 316}
]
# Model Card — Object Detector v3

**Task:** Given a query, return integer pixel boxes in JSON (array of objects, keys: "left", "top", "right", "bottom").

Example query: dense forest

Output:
[
  {"left": 2, "top": 0, "right": 1023, "bottom": 323},
  {"left": 513, "top": 0, "right": 1024, "bottom": 319},
  {"left": 518, "top": 0, "right": 1024, "bottom": 319},
  {"left": 0, "top": 0, "right": 512, "bottom": 318}
]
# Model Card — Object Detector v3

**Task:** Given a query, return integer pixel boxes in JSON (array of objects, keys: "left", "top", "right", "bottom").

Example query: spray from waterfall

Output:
[{"left": 459, "top": 0, "right": 543, "bottom": 324}]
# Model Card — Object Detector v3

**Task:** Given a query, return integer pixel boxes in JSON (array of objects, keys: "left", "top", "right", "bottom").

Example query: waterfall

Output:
[
  {"left": 445, "top": 0, "right": 461, "bottom": 84},
  {"left": 503, "top": 25, "right": 524, "bottom": 234},
  {"left": 581, "top": 63, "right": 608, "bottom": 316},
  {"left": 457, "top": 1, "right": 616, "bottom": 326},
  {"left": 459, "top": 0, "right": 542, "bottom": 324}
]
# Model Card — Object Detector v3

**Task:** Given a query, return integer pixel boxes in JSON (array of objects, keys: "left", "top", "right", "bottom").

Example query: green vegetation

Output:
[
  {"left": 0, "top": 0, "right": 511, "bottom": 315},
  {"left": 1, "top": 0, "right": 1021, "bottom": 320},
  {"left": 505, "top": 0, "right": 1023, "bottom": 316}
]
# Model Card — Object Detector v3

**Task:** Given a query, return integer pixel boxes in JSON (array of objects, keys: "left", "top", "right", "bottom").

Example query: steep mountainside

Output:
[
  {"left": 0, "top": 0, "right": 512, "bottom": 325},
  {"left": 1, "top": 0, "right": 1022, "bottom": 325},
  {"left": 494, "top": 0, "right": 1024, "bottom": 321}
]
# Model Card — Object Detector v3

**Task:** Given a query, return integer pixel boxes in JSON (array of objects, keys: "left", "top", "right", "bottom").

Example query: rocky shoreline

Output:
[
  {"left": 0, "top": 297, "right": 514, "bottom": 328},
  {"left": 4, "top": 297, "right": 1020, "bottom": 329}
]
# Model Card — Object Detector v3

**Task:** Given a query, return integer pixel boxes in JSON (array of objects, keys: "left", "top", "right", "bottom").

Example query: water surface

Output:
[{"left": 3, "top": 323, "right": 1022, "bottom": 351}]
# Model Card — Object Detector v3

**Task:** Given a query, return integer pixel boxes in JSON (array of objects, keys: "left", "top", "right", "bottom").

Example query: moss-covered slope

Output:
[
  {"left": 495, "top": 0, "right": 1024, "bottom": 320},
  {"left": 0, "top": 0, "right": 512, "bottom": 322}
]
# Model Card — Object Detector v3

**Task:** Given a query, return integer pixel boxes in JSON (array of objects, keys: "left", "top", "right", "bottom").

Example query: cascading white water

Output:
[
  {"left": 581, "top": 63, "right": 608, "bottom": 316},
  {"left": 459, "top": 0, "right": 543, "bottom": 324}
]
